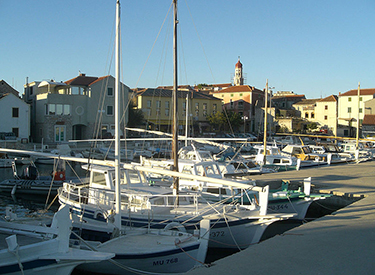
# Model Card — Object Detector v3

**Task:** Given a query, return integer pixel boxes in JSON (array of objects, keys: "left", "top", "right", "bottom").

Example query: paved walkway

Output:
[{"left": 189, "top": 161, "right": 375, "bottom": 275}]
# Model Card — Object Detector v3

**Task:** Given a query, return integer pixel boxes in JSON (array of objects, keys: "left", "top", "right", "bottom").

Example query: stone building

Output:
[{"left": 24, "top": 73, "right": 129, "bottom": 143}]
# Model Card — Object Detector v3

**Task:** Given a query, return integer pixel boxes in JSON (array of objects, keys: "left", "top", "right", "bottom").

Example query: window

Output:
[
  {"left": 71, "top": 87, "right": 79, "bottom": 95},
  {"left": 231, "top": 94, "right": 234, "bottom": 97},
  {"left": 12, "top": 128, "right": 19, "bottom": 138},
  {"left": 360, "top": 97, "right": 363, "bottom": 101},
  {"left": 63, "top": 105, "right": 70, "bottom": 115},
  {"left": 311, "top": 112, "right": 315, "bottom": 118},
  {"left": 348, "top": 107, "right": 352, "bottom": 113},
  {"left": 305, "top": 113, "right": 309, "bottom": 118},
  {"left": 359, "top": 108, "right": 363, "bottom": 113},
  {"left": 107, "top": 87, "right": 113, "bottom": 96},
  {"left": 48, "top": 104, "right": 55, "bottom": 115},
  {"left": 182, "top": 102, "right": 186, "bottom": 116},
  {"left": 348, "top": 97, "right": 352, "bottom": 102},
  {"left": 240, "top": 93, "right": 243, "bottom": 96},
  {"left": 213, "top": 104, "right": 217, "bottom": 115},
  {"left": 165, "top": 101, "right": 170, "bottom": 116},
  {"left": 238, "top": 101, "right": 243, "bottom": 109},
  {"left": 325, "top": 105, "right": 328, "bottom": 110},
  {"left": 156, "top": 100, "right": 161, "bottom": 115},
  {"left": 56, "top": 104, "right": 63, "bottom": 115},
  {"left": 230, "top": 100, "right": 234, "bottom": 109},
  {"left": 147, "top": 100, "right": 151, "bottom": 108},
  {"left": 12, "top": 108, "right": 19, "bottom": 118},
  {"left": 107, "top": 105, "right": 113, "bottom": 115},
  {"left": 324, "top": 115, "right": 328, "bottom": 120},
  {"left": 46, "top": 104, "right": 70, "bottom": 115}
]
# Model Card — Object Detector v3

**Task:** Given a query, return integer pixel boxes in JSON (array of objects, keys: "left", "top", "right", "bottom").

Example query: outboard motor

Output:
[{"left": 22, "top": 165, "right": 38, "bottom": 180}]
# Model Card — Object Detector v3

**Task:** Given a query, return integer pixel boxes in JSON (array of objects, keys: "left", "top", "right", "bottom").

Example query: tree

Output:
[
  {"left": 126, "top": 99, "right": 145, "bottom": 127},
  {"left": 207, "top": 111, "right": 226, "bottom": 132},
  {"left": 224, "top": 110, "right": 242, "bottom": 132},
  {"left": 306, "top": 122, "right": 318, "bottom": 132}
]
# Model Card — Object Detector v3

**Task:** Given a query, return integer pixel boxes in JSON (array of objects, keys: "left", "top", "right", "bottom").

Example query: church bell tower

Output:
[{"left": 233, "top": 56, "right": 244, "bottom": 86}]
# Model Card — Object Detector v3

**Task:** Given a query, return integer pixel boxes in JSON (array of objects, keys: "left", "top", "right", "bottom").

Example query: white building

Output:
[
  {"left": 0, "top": 93, "right": 30, "bottom": 140},
  {"left": 315, "top": 95, "right": 338, "bottom": 136},
  {"left": 338, "top": 88, "right": 375, "bottom": 137}
]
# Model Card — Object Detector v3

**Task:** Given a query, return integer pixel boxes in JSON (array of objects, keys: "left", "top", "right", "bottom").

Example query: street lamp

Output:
[{"left": 243, "top": 115, "right": 248, "bottom": 134}]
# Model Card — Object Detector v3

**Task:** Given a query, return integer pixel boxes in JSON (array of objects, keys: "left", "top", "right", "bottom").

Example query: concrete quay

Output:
[{"left": 189, "top": 161, "right": 375, "bottom": 275}]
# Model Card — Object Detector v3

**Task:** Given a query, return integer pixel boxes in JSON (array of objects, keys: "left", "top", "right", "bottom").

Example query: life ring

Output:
[
  {"left": 54, "top": 171, "right": 66, "bottom": 181},
  {"left": 164, "top": 222, "right": 186, "bottom": 232}
]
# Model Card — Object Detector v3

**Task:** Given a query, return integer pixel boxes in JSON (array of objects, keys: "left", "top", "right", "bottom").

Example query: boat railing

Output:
[{"left": 60, "top": 181, "right": 205, "bottom": 215}]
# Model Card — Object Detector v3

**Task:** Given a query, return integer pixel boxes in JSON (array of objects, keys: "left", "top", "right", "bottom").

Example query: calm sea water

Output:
[{"left": 0, "top": 162, "right": 86, "bottom": 214}]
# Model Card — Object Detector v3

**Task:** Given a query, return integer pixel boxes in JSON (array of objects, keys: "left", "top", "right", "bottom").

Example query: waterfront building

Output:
[
  {"left": 0, "top": 81, "right": 30, "bottom": 140},
  {"left": 314, "top": 95, "right": 338, "bottom": 136},
  {"left": 361, "top": 114, "right": 375, "bottom": 138},
  {"left": 23, "top": 73, "right": 129, "bottom": 143},
  {"left": 337, "top": 88, "right": 375, "bottom": 137},
  {"left": 133, "top": 87, "right": 222, "bottom": 135}
]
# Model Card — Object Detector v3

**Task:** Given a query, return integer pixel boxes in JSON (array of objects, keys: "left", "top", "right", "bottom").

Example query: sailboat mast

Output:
[
  {"left": 114, "top": 0, "right": 121, "bottom": 231},
  {"left": 185, "top": 93, "right": 189, "bottom": 147},
  {"left": 263, "top": 79, "right": 268, "bottom": 164},
  {"left": 172, "top": 0, "right": 179, "bottom": 196},
  {"left": 356, "top": 82, "right": 360, "bottom": 157}
]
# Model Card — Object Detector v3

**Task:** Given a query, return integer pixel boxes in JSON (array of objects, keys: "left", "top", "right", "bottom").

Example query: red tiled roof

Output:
[
  {"left": 210, "top": 85, "right": 262, "bottom": 93},
  {"left": 293, "top": 98, "right": 320, "bottom": 105},
  {"left": 273, "top": 94, "right": 305, "bottom": 98},
  {"left": 136, "top": 88, "right": 221, "bottom": 100},
  {"left": 65, "top": 74, "right": 98, "bottom": 86},
  {"left": 89, "top": 75, "right": 111, "bottom": 86},
  {"left": 318, "top": 95, "right": 338, "bottom": 102},
  {"left": 362, "top": 114, "right": 375, "bottom": 125},
  {"left": 213, "top": 83, "right": 232, "bottom": 88},
  {"left": 340, "top": 88, "right": 375, "bottom": 97}
]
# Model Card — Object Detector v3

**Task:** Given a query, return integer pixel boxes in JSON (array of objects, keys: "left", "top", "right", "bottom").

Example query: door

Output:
[{"left": 55, "top": 125, "right": 66, "bottom": 142}]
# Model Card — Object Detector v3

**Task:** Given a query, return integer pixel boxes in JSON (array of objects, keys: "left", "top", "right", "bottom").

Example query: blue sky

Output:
[{"left": 2, "top": 0, "right": 375, "bottom": 99}]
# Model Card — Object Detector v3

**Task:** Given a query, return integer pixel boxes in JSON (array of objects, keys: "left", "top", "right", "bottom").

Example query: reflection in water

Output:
[{"left": 0, "top": 161, "right": 86, "bottom": 215}]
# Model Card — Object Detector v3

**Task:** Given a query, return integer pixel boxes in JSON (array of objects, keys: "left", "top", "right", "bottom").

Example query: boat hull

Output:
[
  {"left": 76, "top": 234, "right": 204, "bottom": 274},
  {"left": 59, "top": 195, "right": 279, "bottom": 250}
]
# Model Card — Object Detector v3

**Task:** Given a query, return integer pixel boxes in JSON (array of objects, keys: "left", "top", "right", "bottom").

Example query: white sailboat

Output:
[
  {"left": 63, "top": 1, "right": 210, "bottom": 274},
  {"left": 0, "top": 206, "right": 114, "bottom": 275}
]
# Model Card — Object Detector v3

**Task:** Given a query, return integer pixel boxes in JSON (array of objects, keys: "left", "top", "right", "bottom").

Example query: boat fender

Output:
[
  {"left": 164, "top": 222, "right": 186, "bottom": 232},
  {"left": 94, "top": 211, "right": 106, "bottom": 221}
]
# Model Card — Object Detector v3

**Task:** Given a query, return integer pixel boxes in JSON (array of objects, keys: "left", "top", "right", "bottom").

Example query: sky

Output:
[{"left": 1, "top": 0, "right": 375, "bottom": 99}]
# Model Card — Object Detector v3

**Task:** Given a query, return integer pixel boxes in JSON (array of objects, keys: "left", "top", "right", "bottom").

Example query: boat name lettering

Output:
[
  {"left": 153, "top": 258, "right": 179, "bottom": 266},
  {"left": 210, "top": 231, "right": 225, "bottom": 238},
  {"left": 268, "top": 204, "right": 289, "bottom": 211}
]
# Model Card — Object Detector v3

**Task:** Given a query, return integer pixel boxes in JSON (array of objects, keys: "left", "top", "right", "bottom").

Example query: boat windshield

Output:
[{"left": 302, "top": 147, "right": 312, "bottom": 154}]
